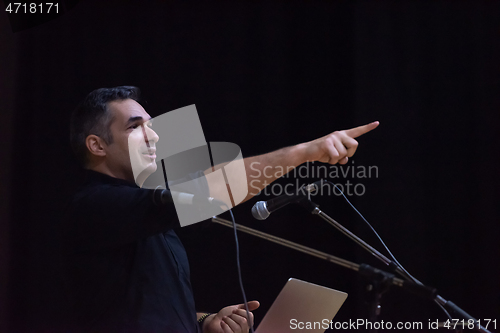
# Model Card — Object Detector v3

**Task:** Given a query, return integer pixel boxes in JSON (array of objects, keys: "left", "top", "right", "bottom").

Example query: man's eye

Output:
[{"left": 129, "top": 124, "right": 140, "bottom": 129}]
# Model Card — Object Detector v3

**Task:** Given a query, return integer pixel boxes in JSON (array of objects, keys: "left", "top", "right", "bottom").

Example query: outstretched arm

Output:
[{"left": 206, "top": 121, "right": 379, "bottom": 205}]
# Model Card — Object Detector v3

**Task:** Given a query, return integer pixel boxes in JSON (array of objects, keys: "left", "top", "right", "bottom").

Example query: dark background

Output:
[{"left": 1, "top": 0, "right": 499, "bottom": 332}]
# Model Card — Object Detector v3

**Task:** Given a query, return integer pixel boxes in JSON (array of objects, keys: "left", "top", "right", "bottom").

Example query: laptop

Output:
[{"left": 255, "top": 278, "right": 348, "bottom": 333}]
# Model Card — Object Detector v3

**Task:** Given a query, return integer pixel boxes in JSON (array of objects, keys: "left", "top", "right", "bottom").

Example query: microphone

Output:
[{"left": 251, "top": 180, "right": 326, "bottom": 220}]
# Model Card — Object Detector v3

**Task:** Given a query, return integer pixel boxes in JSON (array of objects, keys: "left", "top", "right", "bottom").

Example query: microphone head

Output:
[{"left": 251, "top": 201, "right": 270, "bottom": 220}]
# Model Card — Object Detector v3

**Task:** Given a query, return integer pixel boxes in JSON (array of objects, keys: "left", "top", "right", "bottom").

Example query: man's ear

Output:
[{"left": 86, "top": 134, "right": 107, "bottom": 158}]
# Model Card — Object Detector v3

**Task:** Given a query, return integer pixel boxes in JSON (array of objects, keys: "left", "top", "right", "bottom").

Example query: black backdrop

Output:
[{"left": 1, "top": 1, "right": 499, "bottom": 332}]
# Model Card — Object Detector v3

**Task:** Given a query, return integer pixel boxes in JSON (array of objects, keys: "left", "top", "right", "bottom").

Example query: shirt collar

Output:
[{"left": 84, "top": 169, "right": 139, "bottom": 188}]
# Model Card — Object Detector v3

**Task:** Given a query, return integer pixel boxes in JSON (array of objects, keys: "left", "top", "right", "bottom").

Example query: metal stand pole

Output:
[{"left": 297, "top": 199, "right": 491, "bottom": 333}]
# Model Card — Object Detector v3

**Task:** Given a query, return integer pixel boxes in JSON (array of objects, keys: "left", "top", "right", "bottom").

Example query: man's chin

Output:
[{"left": 133, "top": 162, "right": 158, "bottom": 187}]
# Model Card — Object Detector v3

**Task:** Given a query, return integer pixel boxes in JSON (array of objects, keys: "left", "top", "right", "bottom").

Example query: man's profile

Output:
[{"left": 128, "top": 116, "right": 158, "bottom": 188}]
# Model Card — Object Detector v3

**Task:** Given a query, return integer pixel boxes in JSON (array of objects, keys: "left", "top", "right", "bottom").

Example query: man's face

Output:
[{"left": 105, "top": 99, "right": 159, "bottom": 185}]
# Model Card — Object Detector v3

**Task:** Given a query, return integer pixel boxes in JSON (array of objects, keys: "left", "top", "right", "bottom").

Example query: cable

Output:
[
  {"left": 324, "top": 180, "right": 453, "bottom": 322},
  {"left": 228, "top": 208, "right": 255, "bottom": 333}
]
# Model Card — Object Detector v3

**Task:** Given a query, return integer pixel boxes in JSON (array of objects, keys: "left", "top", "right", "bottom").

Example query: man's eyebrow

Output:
[{"left": 126, "top": 116, "right": 152, "bottom": 126}]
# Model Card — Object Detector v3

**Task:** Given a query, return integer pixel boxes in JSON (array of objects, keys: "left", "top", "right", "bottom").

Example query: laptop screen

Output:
[{"left": 255, "top": 278, "right": 348, "bottom": 333}]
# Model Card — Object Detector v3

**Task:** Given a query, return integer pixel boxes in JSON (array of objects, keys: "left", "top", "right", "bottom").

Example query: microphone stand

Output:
[
  {"left": 297, "top": 198, "right": 491, "bottom": 333},
  {"left": 211, "top": 217, "right": 455, "bottom": 333}
]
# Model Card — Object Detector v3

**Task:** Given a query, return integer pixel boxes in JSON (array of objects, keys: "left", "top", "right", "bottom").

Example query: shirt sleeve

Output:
[
  {"left": 66, "top": 170, "right": 210, "bottom": 251},
  {"left": 67, "top": 184, "right": 179, "bottom": 251}
]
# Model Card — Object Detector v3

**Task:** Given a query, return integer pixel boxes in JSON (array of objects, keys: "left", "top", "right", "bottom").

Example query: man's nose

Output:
[{"left": 145, "top": 125, "right": 159, "bottom": 143}]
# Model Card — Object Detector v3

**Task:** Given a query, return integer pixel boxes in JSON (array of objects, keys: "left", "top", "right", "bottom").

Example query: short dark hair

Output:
[{"left": 70, "top": 86, "right": 141, "bottom": 166}]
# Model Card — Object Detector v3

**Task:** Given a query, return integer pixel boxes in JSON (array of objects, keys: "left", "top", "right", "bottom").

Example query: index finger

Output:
[{"left": 343, "top": 121, "right": 379, "bottom": 138}]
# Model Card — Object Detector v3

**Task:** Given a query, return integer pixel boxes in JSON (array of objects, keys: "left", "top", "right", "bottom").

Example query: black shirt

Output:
[{"left": 63, "top": 170, "right": 205, "bottom": 333}]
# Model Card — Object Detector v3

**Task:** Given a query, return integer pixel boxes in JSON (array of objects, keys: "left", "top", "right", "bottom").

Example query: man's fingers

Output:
[
  {"left": 333, "top": 140, "right": 347, "bottom": 161},
  {"left": 338, "top": 156, "right": 349, "bottom": 165},
  {"left": 237, "top": 300, "right": 260, "bottom": 311},
  {"left": 229, "top": 312, "right": 249, "bottom": 330},
  {"left": 232, "top": 309, "right": 254, "bottom": 326},
  {"left": 220, "top": 320, "right": 233, "bottom": 333},
  {"left": 222, "top": 315, "right": 241, "bottom": 332},
  {"left": 343, "top": 136, "right": 359, "bottom": 157},
  {"left": 343, "top": 121, "right": 379, "bottom": 139},
  {"left": 324, "top": 141, "right": 340, "bottom": 164}
]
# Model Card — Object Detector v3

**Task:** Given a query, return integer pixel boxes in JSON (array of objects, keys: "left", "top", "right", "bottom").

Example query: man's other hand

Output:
[{"left": 203, "top": 301, "right": 260, "bottom": 333}]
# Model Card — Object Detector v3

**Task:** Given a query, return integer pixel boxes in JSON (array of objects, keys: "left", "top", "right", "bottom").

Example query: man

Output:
[{"left": 65, "top": 86, "right": 378, "bottom": 333}]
